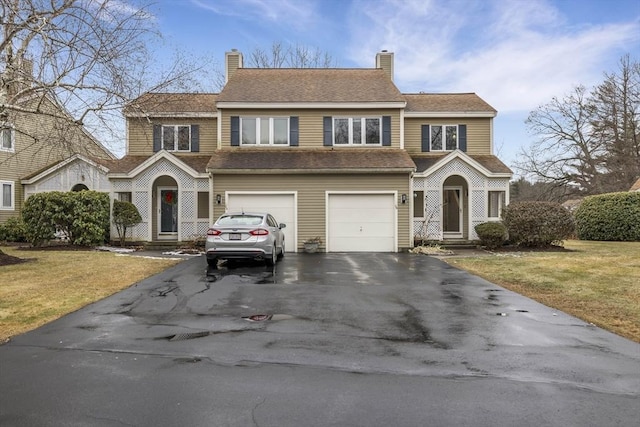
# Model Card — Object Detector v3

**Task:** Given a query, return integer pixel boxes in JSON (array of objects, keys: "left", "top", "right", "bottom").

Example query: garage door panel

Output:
[
  {"left": 227, "top": 194, "right": 295, "bottom": 252},
  {"left": 328, "top": 194, "right": 395, "bottom": 252}
]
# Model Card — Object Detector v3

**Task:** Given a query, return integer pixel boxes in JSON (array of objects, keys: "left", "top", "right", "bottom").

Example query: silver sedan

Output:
[{"left": 205, "top": 212, "right": 286, "bottom": 268}]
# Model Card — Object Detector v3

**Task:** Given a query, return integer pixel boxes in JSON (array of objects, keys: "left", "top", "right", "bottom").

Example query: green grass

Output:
[
  {"left": 448, "top": 240, "right": 640, "bottom": 342},
  {"left": 0, "top": 247, "right": 180, "bottom": 342}
]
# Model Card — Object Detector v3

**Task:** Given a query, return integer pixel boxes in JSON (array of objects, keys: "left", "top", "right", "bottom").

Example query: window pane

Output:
[
  {"left": 1, "top": 129, "right": 11, "bottom": 149},
  {"left": 446, "top": 126, "right": 457, "bottom": 150},
  {"left": 352, "top": 118, "right": 362, "bottom": 144},
  {"left": 259, "top": 118, "right": 270, "bottom": 144},
  {"left": 273, "top": 118, "right": 288, "bottom": 145},
  {"left": 334, "top": 118, "right": 349, "bottom": 145},
  {"left": 413, "top": 191, "right": 424, "bottom": 217},
  {"left": 2, "top": 184, "right": 11, "bottom": 207},
  {"left": 242, "top": 118, "right": 256, "bottom": 144},
  {"left": 177, "top": 126, "right": 190, "bottom": 150},
  {"left": 117, "top": 192, "right": 132, "bottom": 203},
  {"left": 431, "top": 126, "right": 442, "bottom": 150},
  {"left": 162, "top": 126, "right": 175, "bottom": 150},
  {"left": 365, "top": 118, "right": 380, "bottom": 144},
  {"left": 488, "top": 191, "right": 504, "bottom": 217}
]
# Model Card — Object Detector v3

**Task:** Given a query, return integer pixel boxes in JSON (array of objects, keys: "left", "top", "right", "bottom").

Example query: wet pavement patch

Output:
[{"left": 515, "top": 309, "right": 529, "bottom": 313}]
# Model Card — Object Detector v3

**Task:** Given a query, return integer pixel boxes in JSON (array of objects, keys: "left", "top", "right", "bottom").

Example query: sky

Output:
[{"left": 148, "top": 0, "right": 640, "bottom": 171}]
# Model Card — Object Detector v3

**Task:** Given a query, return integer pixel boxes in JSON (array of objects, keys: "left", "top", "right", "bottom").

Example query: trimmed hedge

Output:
[
  {"left": 22, "top": 191, "right": 110, "bottom": 247},
  {"left": 0, "top": 216, "right": 28, "bottom": 242},
  {"left": 475, "top": 222, "right": 507, "bottom": 249},
  {"left": 112, "top": 200, "right": 142, "bottom": 246},
  {"left": 502, "top": 201, "right": 574, "bottom": 247},
  {"left": 574, "top": 192, "right": 640, "bottom": 241}
]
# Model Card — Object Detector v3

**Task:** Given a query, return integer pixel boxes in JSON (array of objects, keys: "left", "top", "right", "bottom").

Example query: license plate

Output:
[{"left": 229, "top": 233, "right": 241, "bottom": 240}]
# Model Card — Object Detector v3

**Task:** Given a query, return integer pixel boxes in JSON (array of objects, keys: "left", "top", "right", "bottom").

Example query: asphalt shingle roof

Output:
[
  {"left": 124, "top": 93, "right": 218, "bottom": 115},
  {"left": 412, "top": 154, "right": 512, "bottom": 174},
  {"left": 404, "top": 93, "right": 496, "bottom": 113}
]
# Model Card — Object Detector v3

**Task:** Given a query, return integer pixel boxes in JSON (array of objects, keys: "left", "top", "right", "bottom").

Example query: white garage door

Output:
[
  {"left": 227, "top": 193, "right": 296, "bottom": 252},
  {"left": 328, "top": 193, "right": 396, "bottom": 252}
]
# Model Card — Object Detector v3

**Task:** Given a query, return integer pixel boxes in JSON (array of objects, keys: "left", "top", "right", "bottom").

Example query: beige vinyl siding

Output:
[
  {"left": 404, "top": 117, "right": 492, "bottom": 155},
  {"left": 1, "top": 96, "right": 111, "bottom": 223},
  {"left": 127, "top": 117, "right": 217, "bottom": 156},
  {"left": 219, "top": 109, "right": 402, "bottom": 149},
  {"left": 212, "top": 173, "right": 411, "bottom": 251}
]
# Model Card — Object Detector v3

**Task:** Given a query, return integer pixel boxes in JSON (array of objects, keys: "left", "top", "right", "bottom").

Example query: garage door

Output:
[
  {"left": 227, "top": 193, "right": 296, "bottom": 252},
  {"left": 327, "top": 193, "right": 395, "bottom": 252}
]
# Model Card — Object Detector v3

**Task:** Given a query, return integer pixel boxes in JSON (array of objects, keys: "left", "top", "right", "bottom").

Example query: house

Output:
[
  {"left": 0, "top": 59, "right": 115, "bottom": 223},
  {"left": 114, "top": 50, "right": 512, "bottom": 251}
]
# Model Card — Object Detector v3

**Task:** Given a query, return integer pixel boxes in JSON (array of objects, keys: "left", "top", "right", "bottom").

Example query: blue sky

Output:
[{"left": 149, "top": 0, "right": 639, "bottom": 170}]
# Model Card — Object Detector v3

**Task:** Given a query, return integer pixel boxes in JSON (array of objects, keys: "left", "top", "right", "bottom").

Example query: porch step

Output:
[
  {"left": 143, "top": 241, "right": 182, "bottom": 251},
  {"left": 439, "top": 240, "right": 479, "bottom": 250}
]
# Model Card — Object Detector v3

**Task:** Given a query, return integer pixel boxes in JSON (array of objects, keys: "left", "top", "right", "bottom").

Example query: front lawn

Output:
[
  {"left": 448, "top": 240, "right": 640, "bottom": 342},
  {"left": 0, "top": 247, "right": 181, "bottom": 342}
]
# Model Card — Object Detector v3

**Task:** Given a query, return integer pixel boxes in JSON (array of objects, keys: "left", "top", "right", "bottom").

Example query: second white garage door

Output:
[
  {"left": 327, "top": 193, "right": 396, "bottom": 252},
  {"left": 227, "top": 193, "right": 296, "bottom": 252}
]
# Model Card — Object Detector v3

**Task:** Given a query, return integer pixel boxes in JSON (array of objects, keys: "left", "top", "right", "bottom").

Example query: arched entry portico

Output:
[{"left": 442, "top": 175, "right": 468, "bottom": 239}]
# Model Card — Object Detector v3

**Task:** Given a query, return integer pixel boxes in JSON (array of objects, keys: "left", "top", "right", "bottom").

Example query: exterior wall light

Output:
[
  {"left": 216, "top": 194, "right": 222, "bottom": 204},
  {"left": 401, "top": 194, "right": 407, "bottom": 204}
]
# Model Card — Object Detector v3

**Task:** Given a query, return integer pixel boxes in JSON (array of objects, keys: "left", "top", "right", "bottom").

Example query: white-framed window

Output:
[
  {"left": 430, "top": 125, "right": 458, "bottom": 151},
  {"left": 1, "top": 181, "right": 14, "bottom": 210},
  {"left": 162, "top": 125, "right": 191, "bottom": 151},
  {"left": 334, "top": 117, "right": 381, "bottom": 145},
  {"left": 241, "top": 117, "right": 289, "bottom": 145},
  {"left": 488, "top": 191, "right": 505, "bottom": 218},
  {"left": 1, "top": 125, "right": 15, "bottom": 152}
]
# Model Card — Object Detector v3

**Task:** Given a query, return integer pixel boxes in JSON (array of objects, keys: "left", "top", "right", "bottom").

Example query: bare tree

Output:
[
  {"left": 517, "top": 55, "right": 640, "bottom": 195},
  {"left": 247, "top": 41, "right": 337, "bottom": 69},
  {"left": 0, "top": 0, "right": 212, "bottom": 158}
]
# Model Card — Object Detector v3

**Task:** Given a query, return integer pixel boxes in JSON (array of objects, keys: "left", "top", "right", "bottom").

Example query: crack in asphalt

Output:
[{"left": 252, "top": 397, "right": 267, "bottom": 427}]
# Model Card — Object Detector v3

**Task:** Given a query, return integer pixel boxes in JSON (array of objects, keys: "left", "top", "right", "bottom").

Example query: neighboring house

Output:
[
  {"left": 115, "top": 50, "right": 512, "bottom": 251},
  {"left": 630, "top": 177, "right": 640, "bottom": 192},
  {"left": 0, "top": 63, "right": 115, "bottom": 223}
]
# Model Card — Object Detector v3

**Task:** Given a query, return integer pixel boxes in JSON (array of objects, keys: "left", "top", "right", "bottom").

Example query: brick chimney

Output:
[
  {"left": 225, "top": 49, "right": 243, "bottom": 83},
  {"left": 375, "top": 50, "right": 394, "bottom": 81}
]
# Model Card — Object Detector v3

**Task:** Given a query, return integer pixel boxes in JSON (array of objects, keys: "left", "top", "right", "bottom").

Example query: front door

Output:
[
  {"left": 158, "top": 187, "right": 178, "bottom": 239},
  {"left": 443, "top": 186, "right": 463, "bottom": 238}
]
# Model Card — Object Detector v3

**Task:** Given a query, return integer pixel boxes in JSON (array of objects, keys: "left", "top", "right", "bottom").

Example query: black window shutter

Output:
[
  {"left": 289, "top": 117, "right": 299, "bottom": 146},
  {"left": 382, "top": 116, "right": 391, "bottom": 146},
  {"left": 231, "top": 116, "right": 240, "bottom": 147},
  {"left": 191, "top": 125, "right": 200, "bottom": 152},
  {"left": 323, "top": 117, "right": 332, "bottom": 146},
  {"left": 421, "top": 125, "right": 430, "bottom": 152},
  {"left": 153, "top": 124, "right": 161, "bottom": 152},
  {"left": 458, "top": 124, "right": 467, "bottom": 152}
]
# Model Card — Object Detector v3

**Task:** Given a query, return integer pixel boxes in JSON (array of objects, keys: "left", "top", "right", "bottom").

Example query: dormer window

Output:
[{"left": 241, "top": 117, "right": 289, "bottom": 145}]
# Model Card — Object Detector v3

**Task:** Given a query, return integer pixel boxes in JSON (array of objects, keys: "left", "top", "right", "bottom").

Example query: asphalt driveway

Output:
[{"left": 1, "top": 253, "right": 639, "bottom": 426}]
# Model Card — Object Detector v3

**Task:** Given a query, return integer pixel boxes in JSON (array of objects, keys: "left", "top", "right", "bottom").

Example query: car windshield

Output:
[{"left": 217, "top": 215, "right": 263, "bottom": 226}]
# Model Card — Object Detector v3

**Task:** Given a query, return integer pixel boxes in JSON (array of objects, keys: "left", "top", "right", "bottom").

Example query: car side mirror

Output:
[{"left": 279, "top": 223, "right": 286, "bottom": 229}]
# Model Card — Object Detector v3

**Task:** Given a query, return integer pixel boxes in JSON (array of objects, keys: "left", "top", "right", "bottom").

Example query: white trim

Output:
[
  {"left": 157, "top": 186, "right": 179, "bottom": 239},
  {"left": 217, "top": 110, "right": 222, "bottom": 150},
  {"left": 216, "top": 102, "right": 406, "bottom": 109},
  {"left": 108, "top": 151, "right": 208, "bottom": 179},
  {"left": 404, "top": 111, "right": 496, "bottom": 118},
  {"left": 21, "top": 154, "right": 109, "bottom": 185},
  {"left": 225, "top": 191, "right": 298, "bottom": 252},
  {"left": 240, "top": 116, "right": 290, "bottom": 146},
  {"left": 413, "top": 150, "right": 512, "bottom": 179},
  {"left": 490, "top": 117, "right": 494, "bottom": 154},
  {"left": 400, "top": 109, "right": 405, "bottom": 150},
  {"left": 125, "top": 112, "right": 216, "bottom": 118},
  {"left": 325, "top": 191, "right": 398, "bottom": 252},
  {"left": 0, "top": 180, "right": 15, "bottom": 210}
]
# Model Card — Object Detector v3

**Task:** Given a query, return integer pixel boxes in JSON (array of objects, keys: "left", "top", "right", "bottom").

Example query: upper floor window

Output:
[
  {"left": 1, "top": 126, "right": 14, "bottom": 152},
  {"left": 1, "top": 181, "right": 14, "bottom": 210},
  {"left": 162, "top": 125, "right": 191, "bottom": 151},
  {"left": 334, "top": 117, "right": 381, "bottom": 145},
  {"left": 241, "top": 117, "right": 289, "bottom": 145},
  {"left": 430, "top": 125, "right": 458, "bottom": 151}
]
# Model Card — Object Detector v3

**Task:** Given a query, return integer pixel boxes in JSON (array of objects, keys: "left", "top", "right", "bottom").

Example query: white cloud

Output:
[{"left": 348, "top": 0, "right": 640, "bottom": 113}]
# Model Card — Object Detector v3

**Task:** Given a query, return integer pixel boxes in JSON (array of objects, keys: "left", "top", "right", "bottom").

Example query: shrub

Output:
[
  {"left": 0, "top": 216, "right": 28, "bottom": 242},
  {"left": 475, "top": 222, "right": 507, "bottom": 249},
  {"left": 502, "top": 201, "right": 574, "bottom": 247},
  {"left": 22, "top": 191, "right": 110, "bottom": 247},
  {"left": 574, "top": 192, "right": 640, "bottom": 241},
  {"left": 112, "top": 200, "right": 142, "bottom": 246}
]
